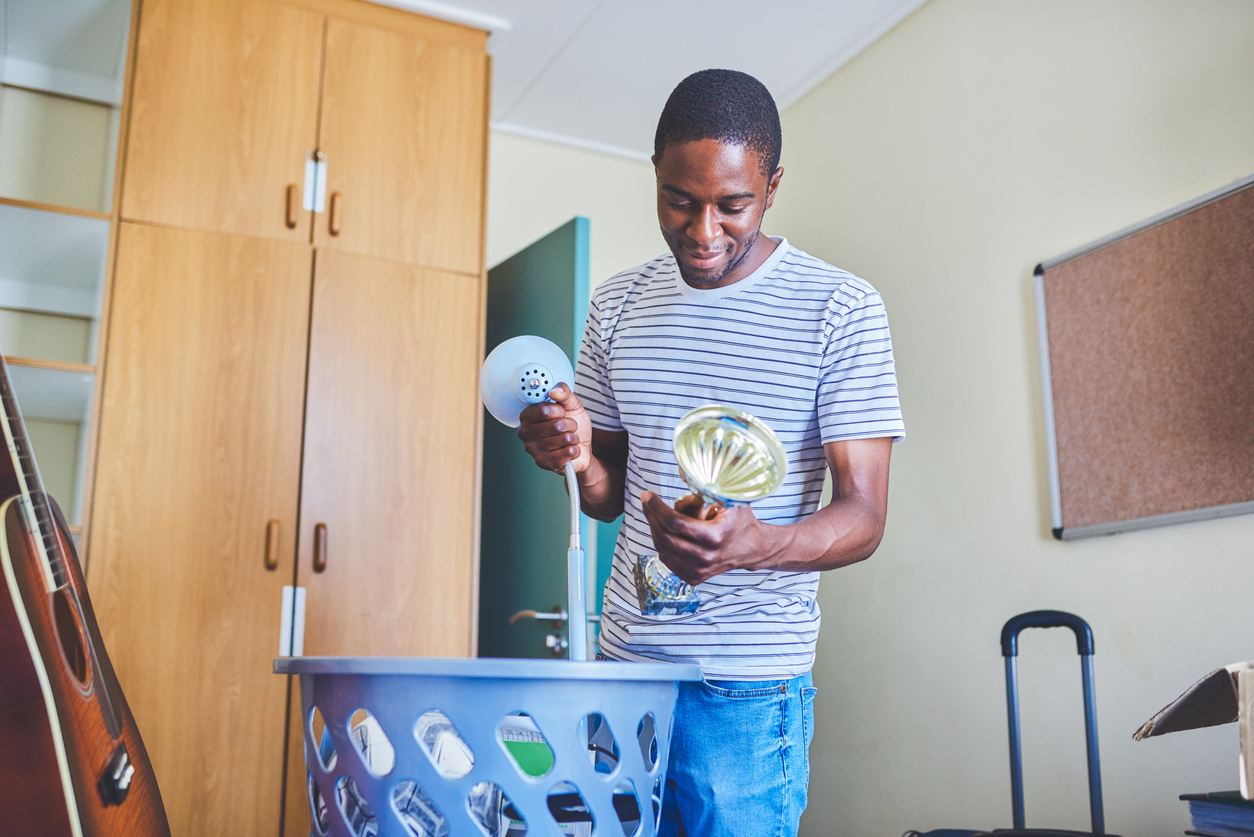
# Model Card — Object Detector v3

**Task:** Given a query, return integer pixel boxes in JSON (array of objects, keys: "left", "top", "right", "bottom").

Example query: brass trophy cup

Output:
[{"left": 634, "top": 405, "right": 788, "bottom": 615}]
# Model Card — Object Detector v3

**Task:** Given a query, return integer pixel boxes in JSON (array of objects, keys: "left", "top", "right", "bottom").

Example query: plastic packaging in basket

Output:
[{"left": 275, "top": 656, "right": 702, "bottom": 837}]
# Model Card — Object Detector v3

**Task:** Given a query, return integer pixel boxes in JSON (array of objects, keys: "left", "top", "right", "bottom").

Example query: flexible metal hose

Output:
[
  {"left": 563, "top": 461, "right": 581, "bottom": 551},
  {"left": 562, "top": 460, "right": 587, "bottom": 660}
]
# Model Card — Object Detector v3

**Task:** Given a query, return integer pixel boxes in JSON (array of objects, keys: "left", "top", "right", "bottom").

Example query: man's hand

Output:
[
  {"left": 517, "top": 383, "right": 592, "bottom": 473},
  {"left": 516, "top": 384, "right": 627, "bottom": 521},
  {"left": 640, "top": 491, "right": 783, "bottom": 585},
  {"left": 639, "top": 438, "right": 893, "bottom": 585}
]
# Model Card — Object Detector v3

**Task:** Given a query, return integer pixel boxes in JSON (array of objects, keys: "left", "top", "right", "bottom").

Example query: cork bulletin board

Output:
[{"left": 1036, "top": 174, "right": 1254, "bottom": 540}]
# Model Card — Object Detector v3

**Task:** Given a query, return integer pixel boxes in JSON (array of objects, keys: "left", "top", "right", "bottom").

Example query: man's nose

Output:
[{"left": 688, "top": 205, "right": 720, "bottom": 246}]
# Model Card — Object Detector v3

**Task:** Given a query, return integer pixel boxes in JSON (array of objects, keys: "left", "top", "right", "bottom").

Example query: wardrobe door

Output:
[
  {"left": 296, "top": 248, "right": 481, "bottom": 659},
  {"left": 313, "top": 15, "right": 488, "bottom": 273},
  {"left": 91, "top": 223, "right": 312, "bottom": 836},
  {"left": 122, "top": 0, "right": 323, "bottom": 240}
]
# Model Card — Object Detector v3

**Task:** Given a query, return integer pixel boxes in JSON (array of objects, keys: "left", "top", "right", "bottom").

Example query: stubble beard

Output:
[{"left": 676, "top": 228, "right": 761, "bottom": 287}]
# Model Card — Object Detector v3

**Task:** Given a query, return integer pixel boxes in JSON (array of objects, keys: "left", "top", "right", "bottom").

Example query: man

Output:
[{"left": 517, "top": 69, "right": 904, "bottom": 835}]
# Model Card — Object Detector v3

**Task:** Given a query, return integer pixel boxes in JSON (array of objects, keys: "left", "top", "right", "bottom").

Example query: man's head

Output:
[
  {"left": 652, "top": 69, "right": 784, "bottom": 288},
  {"left": 654, "top": 69, "right": 782, "bottom": 177}
]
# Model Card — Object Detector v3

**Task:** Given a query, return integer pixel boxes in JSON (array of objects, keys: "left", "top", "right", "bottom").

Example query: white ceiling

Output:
[
  {"left": 3, "top": 0, "right": 928, "bottom": 160},
  {"left": 385, "top": 0, "right": 930, "bottom": 160}
]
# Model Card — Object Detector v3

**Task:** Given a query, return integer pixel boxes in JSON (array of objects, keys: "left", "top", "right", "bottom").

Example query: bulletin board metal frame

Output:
[{"left": 1036, "top": 172, "right": 1254, "bottom": 540}]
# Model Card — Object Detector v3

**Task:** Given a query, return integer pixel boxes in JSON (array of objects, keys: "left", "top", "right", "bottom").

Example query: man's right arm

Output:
[
  {"left": 516, "top": 383, "right": 628, "bottom": 522},
  {"left": 580, "top": 428, "right": 628, "bottom": 521}
]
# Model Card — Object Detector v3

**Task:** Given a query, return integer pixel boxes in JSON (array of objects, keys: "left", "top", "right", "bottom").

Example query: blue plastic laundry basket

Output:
[{"left": 274, "top": 656, "right": 702, "bottom": 837}]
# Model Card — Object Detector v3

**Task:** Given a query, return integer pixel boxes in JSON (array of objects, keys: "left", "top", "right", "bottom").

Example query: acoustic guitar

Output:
[{"left": 0, "top": 355, "right": 169, "bottom": 837}]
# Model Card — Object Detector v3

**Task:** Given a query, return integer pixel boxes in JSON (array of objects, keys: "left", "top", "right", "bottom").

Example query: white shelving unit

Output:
[
  {"left": 0, "top": 202, "right": 110, "bottom": 322},
  {"left": 0, "top": 0, "right": 132, "bottom": 533},
  {"left": 8, "top": 363, "right": 96, "bottom": 524}
]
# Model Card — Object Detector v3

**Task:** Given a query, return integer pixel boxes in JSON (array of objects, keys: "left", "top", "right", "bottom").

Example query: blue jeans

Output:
[{"left": 660, "top": 672, "right": 816, "bottom": 836}]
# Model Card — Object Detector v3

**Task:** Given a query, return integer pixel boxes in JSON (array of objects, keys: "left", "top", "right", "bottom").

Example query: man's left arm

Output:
[{"left": 640, "top": 436, "right": 891, "bottom": 585}]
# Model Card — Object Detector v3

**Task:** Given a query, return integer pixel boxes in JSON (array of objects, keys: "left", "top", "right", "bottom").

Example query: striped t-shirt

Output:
[{"left": 575, "top": 238, "right": 905, "bottom": 679}]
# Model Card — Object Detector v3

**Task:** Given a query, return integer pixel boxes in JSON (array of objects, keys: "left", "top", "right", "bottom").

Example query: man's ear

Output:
[
  {"left": 764, "top": 166, "right": 784, "bottom": 210},
  {"left": 651, "top": 152, "right": 660, "bottom": 168}
]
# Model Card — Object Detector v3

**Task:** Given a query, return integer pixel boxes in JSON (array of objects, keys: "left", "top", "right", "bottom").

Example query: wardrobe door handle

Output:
[
  {"left": 264, "top": 519, "right": 281, "bottom": 570},
  {"left": 285, "top": 185, "right": 298, "bottom": 229},
  {"left": 313, "top": 523, "right": 328, "bottom": 573},
  {"left": 328, "top": 192, "right": 342, "bottom": 236}
]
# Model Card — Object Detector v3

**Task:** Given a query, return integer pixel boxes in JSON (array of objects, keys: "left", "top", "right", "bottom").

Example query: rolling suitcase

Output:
[{"left": 903, "top": 611, "right": 1121, "bottom": 837}]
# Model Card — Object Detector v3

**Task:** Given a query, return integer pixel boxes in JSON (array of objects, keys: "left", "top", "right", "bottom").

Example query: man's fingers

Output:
[
  {"left": 535, "top": 435, "right": 580, "bottom": 454},
  {"left": 641, "top": 492, "right": 721, "bottom": 546},
  {"left": 525, "top": 444, "right": 580, "bottom": 473},
  {"left": 519, "top": 402, "right": 567, "bottom": 424},
  {"left": 672, "top": 494, "right": 704, "bottom": 517},
  {"left": 641, "top": 491, "right": 674, "bottom": 524},
  {"left": 552, "top": 446, "right": 581, "bottom": 473},
  {"left": 527, "top": 419, "right": 580, "bottom": 440},
  {"left": 643, "top": 492, "right": 694, "bottom": 533},
  {"left": 519, "top": 387, "right": 582, "bottom": 427},
  {"left": 639, "top": 492, "right": 727, "bottom": 583},
  {"left": 657, "top": 554, "right": 701, "bottom": 586},
  {"left": 642, "top": 492, "right": 688, "bottom": 532},
  {"left": 546, "top": 383, "right": 583, "bottom": 411},
  {"left": 652, "top": 533, "right": 713, "bottom": 585}
]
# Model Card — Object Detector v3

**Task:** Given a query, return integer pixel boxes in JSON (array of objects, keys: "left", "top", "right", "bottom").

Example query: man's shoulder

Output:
[
  {"left": 767, "top": 243, "right": 882, "bottom": 310},
  {"left": 590, "top": 252, "right": 677, "bottom": 309},
  {"left": 752, "top": 245, "right": 882, "bottom": 326}
]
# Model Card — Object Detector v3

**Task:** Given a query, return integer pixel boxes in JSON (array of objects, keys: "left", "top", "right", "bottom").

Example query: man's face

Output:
[{"left": 654, "top": 138, "right": 782, "bottom": 288}]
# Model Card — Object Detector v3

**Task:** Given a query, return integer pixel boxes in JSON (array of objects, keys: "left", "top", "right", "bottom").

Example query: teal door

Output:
[{"left": 479, "top": 218, "right": 621, "bottom": 658}]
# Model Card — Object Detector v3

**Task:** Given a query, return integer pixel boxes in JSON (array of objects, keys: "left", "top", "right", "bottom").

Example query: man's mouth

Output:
[{"left": 684, "top": 250, "right": 725, "bottom": 270}]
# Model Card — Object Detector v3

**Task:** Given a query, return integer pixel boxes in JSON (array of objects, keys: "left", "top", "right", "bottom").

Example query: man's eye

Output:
[
  {"left": 668, "top": 201, "right": 692, "bottom": 210},
  {"left": 721, "top": 205, "right": 748, "bottom": 214}
]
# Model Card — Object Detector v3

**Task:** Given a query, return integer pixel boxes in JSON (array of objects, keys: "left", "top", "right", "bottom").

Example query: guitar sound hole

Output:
[{"left": 53, "top": 589, "right": 88, "bottom": 685}]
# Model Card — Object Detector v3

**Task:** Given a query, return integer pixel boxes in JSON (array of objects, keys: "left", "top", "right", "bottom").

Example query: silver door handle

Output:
[
  {"left": 304, "top": 151, "right": 327, "bottom": 212},
  {"left": 509, "top": 606, "right": 567, "bottom": 626}
]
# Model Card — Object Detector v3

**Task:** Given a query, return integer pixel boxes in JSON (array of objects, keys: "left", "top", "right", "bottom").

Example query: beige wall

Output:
[
  {"left": 25, "top": 418, "right": 83, "bottom": 524},
  {"left": 0, "top": 85, "right": 113, "bottom": 212},
  {"left": 768, "top": 1, "right": 1254, "bottom": 834},
  {"left": 486, "top": 131, "right": 661, "bottom": 287},
  {"left": 0, "top": 309, "right": 93, "bottom": 364}
]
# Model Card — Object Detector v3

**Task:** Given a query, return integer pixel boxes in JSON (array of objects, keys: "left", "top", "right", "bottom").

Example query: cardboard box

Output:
[{"left": 1134, "top": 662, "right": 1254, "bottom": 798}]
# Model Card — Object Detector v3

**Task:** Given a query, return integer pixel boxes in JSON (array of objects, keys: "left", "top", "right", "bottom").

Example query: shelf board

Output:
[
  {"left": 1, "top": 60, "right": 122, "bottom": 108},
  {"left": 0, "top": 196, "right": 110, "bottom": 222},
  {"left": 0, "top": 202, "right": 109, "bottom": 319},
  {"left": 5, "top": 363, "right": 95, "bottom": 424},
  {"left": 5, "top": 357, "right": 96, "bottom": 375},
  {"left": 68, "top": 525, "right": 83, "bottom": 537}
]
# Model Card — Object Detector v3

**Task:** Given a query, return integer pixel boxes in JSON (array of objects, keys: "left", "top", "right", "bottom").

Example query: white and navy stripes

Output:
[{"left": 576, "top": 238, "right": 905, "bottom": 679}]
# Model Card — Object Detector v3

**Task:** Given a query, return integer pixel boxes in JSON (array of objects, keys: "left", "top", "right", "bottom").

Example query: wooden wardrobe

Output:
[{"left": 87, "top": 0, "right": 488, "bottom": 834}]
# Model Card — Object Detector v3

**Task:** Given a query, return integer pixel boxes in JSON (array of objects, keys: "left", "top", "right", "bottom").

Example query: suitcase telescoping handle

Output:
[{"left": 1000, "top": 611, "right": 1104, "bottom": 835}]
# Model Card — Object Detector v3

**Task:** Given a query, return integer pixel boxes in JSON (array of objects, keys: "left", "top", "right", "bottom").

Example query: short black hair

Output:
[{"left": 654, "top": 69, "right": 782, "bottom": 177}]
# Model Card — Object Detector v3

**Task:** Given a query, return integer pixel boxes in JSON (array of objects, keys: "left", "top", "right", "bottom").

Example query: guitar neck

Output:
[{"left": 0, "top": 355, "right": 65, "bottom": 592}]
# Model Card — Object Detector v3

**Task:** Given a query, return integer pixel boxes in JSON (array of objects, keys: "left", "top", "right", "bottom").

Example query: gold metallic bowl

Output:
[{"left": 672, "top": 405, "right": 788, "bottom": 507}]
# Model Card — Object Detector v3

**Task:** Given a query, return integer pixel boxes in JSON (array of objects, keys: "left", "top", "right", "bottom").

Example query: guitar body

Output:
[{"left": 0, "top": 494, "right": 170, "bottom": 837}]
